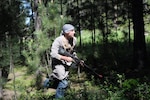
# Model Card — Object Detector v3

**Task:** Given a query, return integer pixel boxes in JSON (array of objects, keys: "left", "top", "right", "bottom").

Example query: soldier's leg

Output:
[{"left": 55, "top": 79, "right": 68, "bottom": 99}]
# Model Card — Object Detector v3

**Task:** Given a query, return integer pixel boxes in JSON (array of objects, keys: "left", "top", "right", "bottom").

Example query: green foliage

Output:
[
  {"left": 22, "top": 30, "right": 51, "bottom": 73},
  {"left": 104, "top": 89, "right": 126, "bottom": 100},
  {"left": 122, "top": 78, "right": 139, "bottom": 91},
  {"left": 18, "top": 90, "right": 54, "bottom": 100},
  {"left": 77, "top": 30, "right": 102, "bottom": 44},
  {"left": 0, "top": 0, "right": 26, "bottom": 67},
  {"left": 38, "top": 2, "right": 70, "bottom": 36},
  {"left": 0, "top": 0, "right": 26, "bottom": 34},
  {"left": 135, "top": 82, "right": 150, "bottom": 100},
  {"left": 0, "top": 47, "right": 10, "bottom": 67}
]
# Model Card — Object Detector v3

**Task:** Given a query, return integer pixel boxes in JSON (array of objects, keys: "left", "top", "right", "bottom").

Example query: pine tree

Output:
[{"left": 0, "top": 0, "right": 26, "bottom": 98}]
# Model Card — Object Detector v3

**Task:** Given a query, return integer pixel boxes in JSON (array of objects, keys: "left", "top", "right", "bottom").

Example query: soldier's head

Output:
[{"left": 62, "top": 24, "right": 75, "bottom": 39}]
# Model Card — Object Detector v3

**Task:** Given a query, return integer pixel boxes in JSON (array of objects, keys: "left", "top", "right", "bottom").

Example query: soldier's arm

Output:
[{"left": 51, "top": 37, "right": 73, "bottom": 62}]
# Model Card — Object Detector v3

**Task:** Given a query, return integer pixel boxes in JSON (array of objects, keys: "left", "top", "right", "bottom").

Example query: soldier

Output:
[{"left": 48, "top": 24, "right": 77, "bottom": 99}]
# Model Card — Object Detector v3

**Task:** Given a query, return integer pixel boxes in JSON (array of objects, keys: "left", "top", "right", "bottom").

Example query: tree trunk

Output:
[
  {"left": 77, "top": 0, "right": 82, "bottom": 46},
  {"left": 132, "top": 0, "right": 147, "bottom": 70},
  {"left": 33, "top": 0, "right": 41, "bottom": 31},
  {"left": 9, "top": 36, "right": 17, "bottom": 100},
  {"left": 0, "top": 68, "right": 3, "bottom": 100},
  {"left": 104, "top": 0, "right": 108, "bottom": 43}
]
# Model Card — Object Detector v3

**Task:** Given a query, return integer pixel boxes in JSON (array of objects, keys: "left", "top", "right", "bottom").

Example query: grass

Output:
[
  {"left": 3, "top": 66, "right": 56, "bottom": 99},
  {"left": 5, "top": 66, "right": 33, "bottom": 89}
]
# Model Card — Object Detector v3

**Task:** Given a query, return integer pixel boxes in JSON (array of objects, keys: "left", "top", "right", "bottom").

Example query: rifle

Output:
[{"left": 58, "top": 47, "right": 103, "bottom": 79}]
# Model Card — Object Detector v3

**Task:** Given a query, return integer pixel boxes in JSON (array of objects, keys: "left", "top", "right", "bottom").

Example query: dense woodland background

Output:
[{"left": 0, "top": 0, "right": 150, "bottom": 100}]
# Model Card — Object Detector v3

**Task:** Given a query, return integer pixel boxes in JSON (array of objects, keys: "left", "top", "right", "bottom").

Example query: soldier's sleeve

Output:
[{"left": 50, "top": 37, "right": 62, "bottom": 60}]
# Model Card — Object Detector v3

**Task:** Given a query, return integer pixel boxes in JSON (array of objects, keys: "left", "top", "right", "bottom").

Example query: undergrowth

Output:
[{"left": 4, "top": 66, "right": 150, "bottom": 100}]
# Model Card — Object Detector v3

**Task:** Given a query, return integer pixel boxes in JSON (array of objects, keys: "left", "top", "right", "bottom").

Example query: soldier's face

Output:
[{"left": 66, "top": 30, "right": 75, "bottom": 39}]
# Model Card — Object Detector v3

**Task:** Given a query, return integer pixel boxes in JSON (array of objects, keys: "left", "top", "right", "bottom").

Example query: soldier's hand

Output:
[
  {"left": 80, "top": 60, "right": 84, "bottom": 67},
  {"left": 66, "top": 57, "right": 74, "bottom": 62},
  {"left": 60, "top": 56, "right": 73, "bottom": 62}
]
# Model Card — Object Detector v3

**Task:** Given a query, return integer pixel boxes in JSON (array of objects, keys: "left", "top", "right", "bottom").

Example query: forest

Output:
[{"left": 0, "top": 0, "right": 150, "bottom": 100}]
